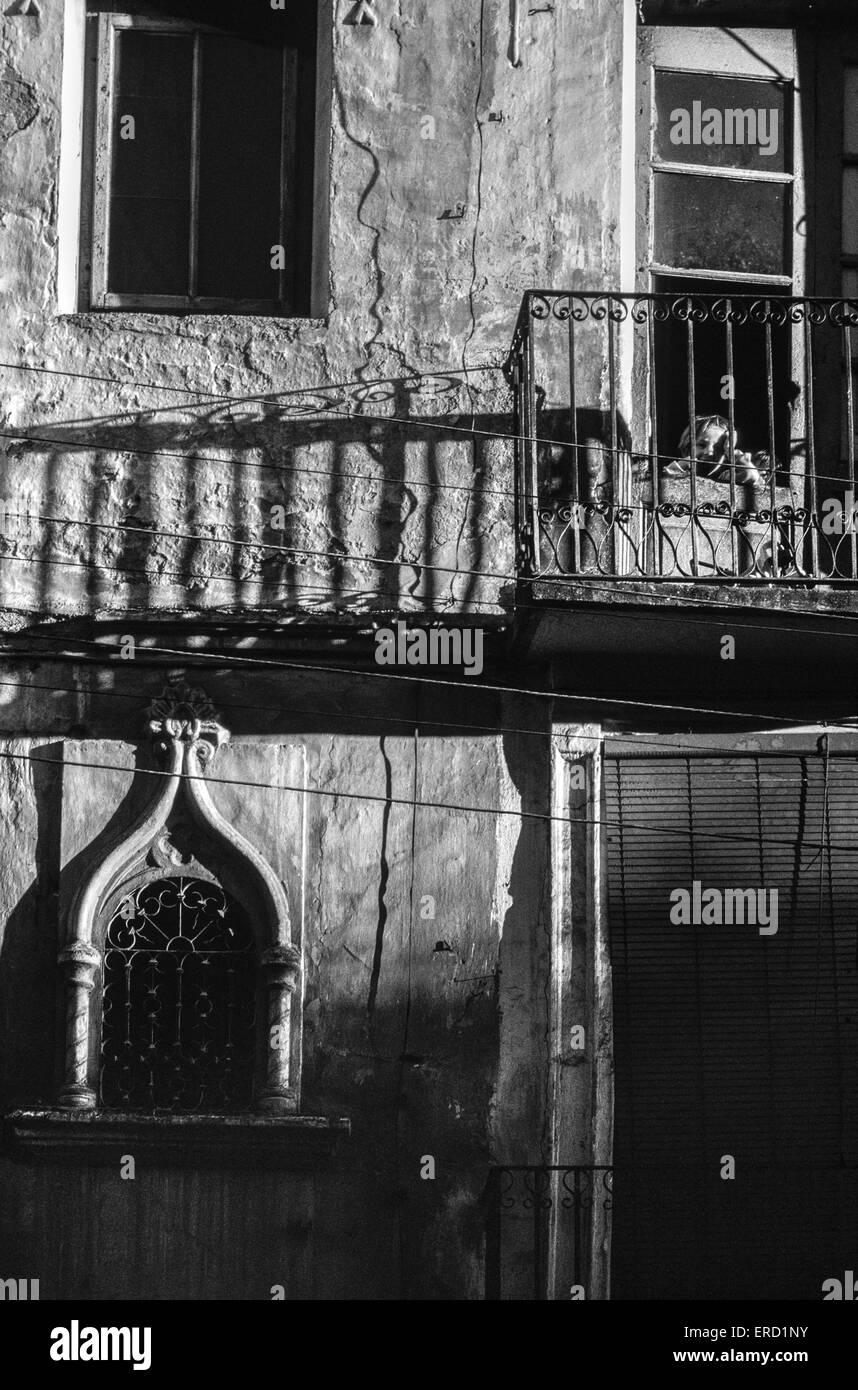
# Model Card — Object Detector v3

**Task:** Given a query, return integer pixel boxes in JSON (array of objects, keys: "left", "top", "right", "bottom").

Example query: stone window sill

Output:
[
  {"left": 4, "top": 1110, "right": 350, "bottom": 1170},
  {"left": 56, "top": 312, "right": 329, "bottom": 330}
]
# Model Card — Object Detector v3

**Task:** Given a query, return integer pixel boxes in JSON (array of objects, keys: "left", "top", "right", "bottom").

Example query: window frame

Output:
[
  {"left": 51, "top": 704, "right": 307, "bottom": 1121},
  {"left": 815, "top": 29, "right": 858, "bottom": 299},
  {"left": 813, "top": 30, "right": 858, "bottom": 459},
  {"left": 626, "top": 27, "right": 813, "bottom": 567},
  {"left": 83, "top": 11, "right": 302, "bottom": 315},
  {"left": 636, "top": 26, "right": 804, "bottom": 292}
]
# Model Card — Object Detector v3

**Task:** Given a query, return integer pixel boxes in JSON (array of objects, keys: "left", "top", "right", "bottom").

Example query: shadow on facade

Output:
[{"left": 1, "top": 380, "right": 514, "bottom": 620}]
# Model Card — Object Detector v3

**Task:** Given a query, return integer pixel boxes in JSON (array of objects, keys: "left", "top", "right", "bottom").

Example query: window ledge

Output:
[
  {"left": 55, "top": 312, "right": 330, "bottom": 329},
  {"left": 4, "top": 1109, "right": 350, "bottom": 1170}
]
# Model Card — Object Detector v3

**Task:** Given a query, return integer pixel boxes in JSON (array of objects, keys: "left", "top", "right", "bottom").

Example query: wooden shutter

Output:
[{"left": 605, "top": 749, "right": 858, "bottom": 1299}]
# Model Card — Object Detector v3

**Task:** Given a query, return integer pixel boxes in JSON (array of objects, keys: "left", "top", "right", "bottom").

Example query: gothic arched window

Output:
[
  {"left": 3, "top": 683, "right": 354, "bottom": 1168},
  {"left": 100, "top": 876, "right": 256, "bottom": 1113},
  {"left": 56, "top": 681, "right": 302, "bottom": 1120}
]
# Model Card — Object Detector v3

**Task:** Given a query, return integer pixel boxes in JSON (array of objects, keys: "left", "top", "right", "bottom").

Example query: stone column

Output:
[
  {"left": 57, "top": 942, "right": 102, "bottom": 1109},
  {"left": 256, "top": 944, "right": 302, "bottom": 1114}
]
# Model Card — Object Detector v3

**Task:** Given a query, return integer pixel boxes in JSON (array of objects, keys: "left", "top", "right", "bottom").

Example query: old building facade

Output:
[{"left": 0, "top": 0, "right": 856, "bottom": 1301}]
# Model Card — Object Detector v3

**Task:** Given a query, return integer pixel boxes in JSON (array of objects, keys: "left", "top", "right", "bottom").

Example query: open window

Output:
[
  {"left": 509, "top": 23, "right": 858, "bottom": 584},
  {"left": 636, "top": 27, "right": 803, "bottom": 474}
]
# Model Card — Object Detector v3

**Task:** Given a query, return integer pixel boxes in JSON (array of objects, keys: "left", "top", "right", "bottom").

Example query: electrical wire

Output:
[
  {"left": 7, "top": 398, "right": 855, "bottom": 492},
  {"left": 0, "top": 425, "right": 519, "bottom": 501},
  {"left": 0, "top": 652, "right": 854, "bottom": 795},
  {"left": 0, "top": 670, "right": 851, "bottom": 781},
  {"left": 0, "top": 509, "right": 518, "bottom": 586},
  {"left": 0, "top": 628, "right": 838, "bottom": 726},
  {"left": 2, "top": 742, "right": 855, "bottom": 852},
  {"left": 0, "top": 359, "right": 503, "bottom": 407},
  {"left": 320, "top": 406, "right": 858, "bottom": 492},
  {"left": 5, "top": 359, "right": 858, "bottom": 490},
  {"left": 7, "top": 508, "right": 858, "bottom": 647},
  {"left": 8, "top": 490, "right": 858, "bottom": 599},
  {"left": 7, "top": 496, "right": 858, "bottom": 613}
]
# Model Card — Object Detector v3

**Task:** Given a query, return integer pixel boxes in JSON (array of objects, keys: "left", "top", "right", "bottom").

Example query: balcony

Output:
[{"left": 505, "top": 291, "right": 858, "bottom": 586}]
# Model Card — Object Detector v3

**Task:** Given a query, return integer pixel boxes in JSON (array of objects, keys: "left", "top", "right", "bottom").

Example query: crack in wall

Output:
[
  {"left": 332, "top": 80, "right": 384, "bottom": 378},
  {"left": 449, "top": 0, "right": 487, "bottom": 607},
  {"left": 315, "top": 736, "right": 336, "bottom": 953},
  {"left": 367, "top": 734, "right": 393, "bottom": 1018}
]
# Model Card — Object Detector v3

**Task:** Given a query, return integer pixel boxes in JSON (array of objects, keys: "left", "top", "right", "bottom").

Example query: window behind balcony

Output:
[
  {"left": 640, "top": 28, "right": 799, "bottom": 290},
  {"left": 841, "top": 67, "right": 858, "bottom": 457},
  {"left": 637, "top": 28, "right": 802, "bottom": 471},
  {"left": 80, "top": 3, "right": 319, "bottom": 314},
  {"left": 650, "top": 68, "right": 792, "bottom": 282}
]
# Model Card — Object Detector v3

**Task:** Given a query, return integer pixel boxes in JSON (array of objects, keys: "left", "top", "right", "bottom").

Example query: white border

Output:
[{"left": 57, "top": 0, "right": 86, "bottom": 313}]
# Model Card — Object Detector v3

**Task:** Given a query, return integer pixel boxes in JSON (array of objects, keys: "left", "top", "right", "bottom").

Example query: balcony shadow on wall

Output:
[{"left": 0, "top": 377, "right": 513, "bottom": 621}]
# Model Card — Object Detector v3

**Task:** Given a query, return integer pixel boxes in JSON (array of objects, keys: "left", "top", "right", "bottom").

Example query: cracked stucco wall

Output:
[
  {"left": 0, "top": 0, "right": 624, "bottom": 1299},
  {"left": 0, "top": 667, "right": 554, "bottom": 1299},
  {"left": 0, "top": 0, "right": 628, "bottom": 621}
]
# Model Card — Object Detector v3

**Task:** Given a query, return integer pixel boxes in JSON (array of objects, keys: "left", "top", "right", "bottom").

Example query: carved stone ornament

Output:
[
  {"left": 147, "top": 680, "right": 224, "bottom": 759},
  {"left": 344, "top": 1, "right": 378, "bottom": 25},
  {"left": 57, "top": 680, "right": 300, "bottom": 1115}
]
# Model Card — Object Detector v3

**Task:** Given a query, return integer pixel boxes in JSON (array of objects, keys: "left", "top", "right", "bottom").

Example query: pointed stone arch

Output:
[{"left": 57, "top": 681, "right": 302, "bottom": 1115}]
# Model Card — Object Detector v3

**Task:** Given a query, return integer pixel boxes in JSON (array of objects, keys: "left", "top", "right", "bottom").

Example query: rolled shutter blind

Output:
[{"left": 605, "top": 751, "right": 858, "bottom": 1300}]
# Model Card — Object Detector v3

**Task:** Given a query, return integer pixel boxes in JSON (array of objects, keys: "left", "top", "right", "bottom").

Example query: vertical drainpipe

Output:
[{"left": 510, "top": 0, "right": 522, "bottom": 68}]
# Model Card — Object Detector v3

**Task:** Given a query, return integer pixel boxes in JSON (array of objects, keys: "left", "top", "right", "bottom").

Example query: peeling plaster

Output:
[{"left": 0, "top": 59, "right": 37, "bottom": 141}]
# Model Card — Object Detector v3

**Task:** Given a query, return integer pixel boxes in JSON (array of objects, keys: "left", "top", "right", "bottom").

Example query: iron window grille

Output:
[{"left": 100, "top": 876, "right": 257, "bottom": 1114}]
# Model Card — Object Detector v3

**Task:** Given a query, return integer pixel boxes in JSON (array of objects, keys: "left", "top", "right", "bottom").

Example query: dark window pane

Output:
[
  {"left": 654, "top": 70, "right": 788, "bottom": 174},
  {"left": 109, "top": 198, "right": 192, "bottom": 298},
  {"left": 108, "top": 30, "right": 193, "bottom": 295},
  {"left": 197, "top": 34, "right": 284, "bottom": 300},
  {"left": 654, "top": 171, "right": 788, "bottom": 276},
  {"left": 100, "top": 877, "right": 256, "bottom": 1114}
]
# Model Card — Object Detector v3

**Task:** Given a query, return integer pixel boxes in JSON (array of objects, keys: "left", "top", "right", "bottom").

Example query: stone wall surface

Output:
[
  {"left": 0, "top": 0, "right": 626, "bottom": 620},
  {"left": 0, "top": 0, "right": 625, "bottom": 1299}
]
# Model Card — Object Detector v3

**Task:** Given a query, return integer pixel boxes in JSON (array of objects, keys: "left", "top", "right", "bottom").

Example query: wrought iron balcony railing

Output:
[
  {"left": 484, "top": 1165, "right": 612, "bottom": 1301},
  {"left": 505, "top": 291, "right": 858, "bottom": 583}
]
